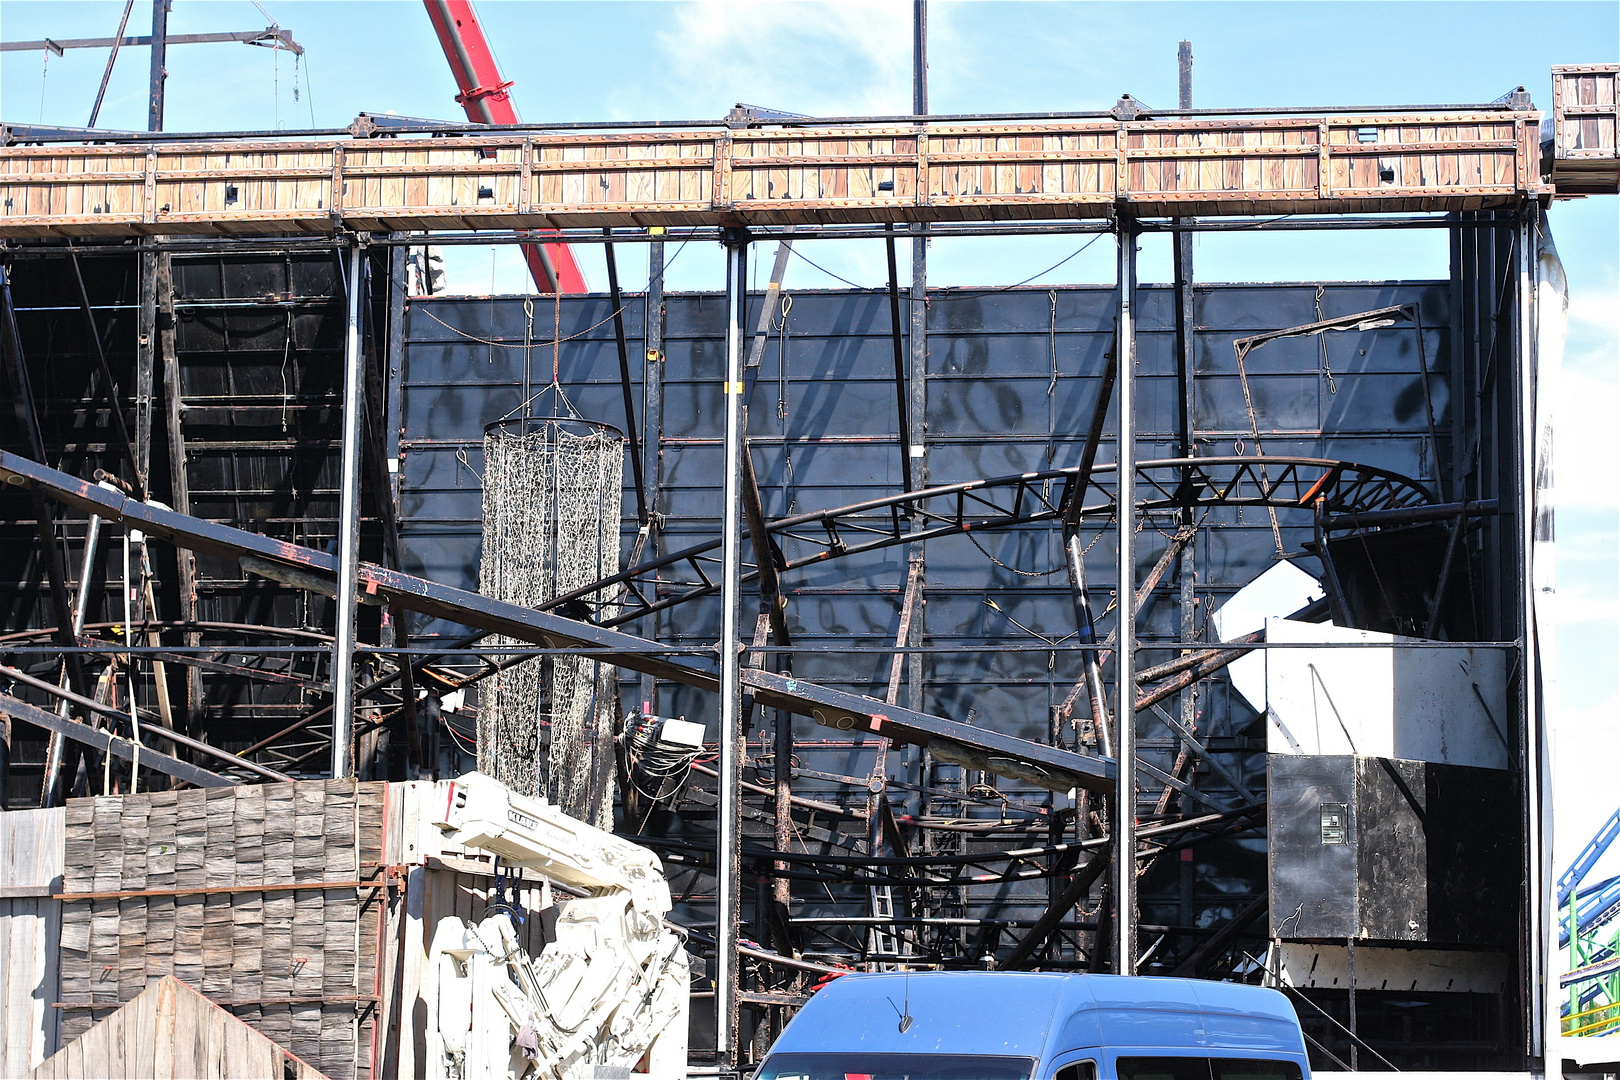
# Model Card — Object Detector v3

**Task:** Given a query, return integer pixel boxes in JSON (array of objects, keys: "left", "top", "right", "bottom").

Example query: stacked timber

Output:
[
  {"left": 56, "top": 781, "right": 386, "bottom": 1079},
  {"left": 1552, "top": 65, "right": 1620, "bottom": 194},
  {"left": 8, "top": 779, "right": 560, "bottom": 1079}
]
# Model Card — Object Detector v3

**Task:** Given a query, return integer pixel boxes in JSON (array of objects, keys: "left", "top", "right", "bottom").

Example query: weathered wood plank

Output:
[
  {"left": 1552, "top": 63, "right": 1620, "bottom": 192},
  {"left": 0, "top": 109, "right": 1556, "bottom": 235},
  {"left": 1, "top": 813, "right": 64, "bottom": 1080}
]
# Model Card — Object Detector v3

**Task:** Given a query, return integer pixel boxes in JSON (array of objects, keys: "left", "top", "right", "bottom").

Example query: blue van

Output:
[{"left": 753, "top": 973, "right": 1311, "bottom": 1080}]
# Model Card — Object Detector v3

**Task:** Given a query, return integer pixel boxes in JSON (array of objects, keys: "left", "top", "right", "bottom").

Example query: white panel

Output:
[
  {"left": 1211, "top": 561, "right": 1325, "bottom": 715},
  {"left": 1262, "top": 618, "right": 1510, "bottom": 770}
]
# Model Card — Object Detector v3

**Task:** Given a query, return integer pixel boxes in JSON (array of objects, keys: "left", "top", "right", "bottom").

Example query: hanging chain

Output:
[
  {"left": 1233, "top": 340, "right": 1287, "bottom": 557},
  {"left": 1315, "top": 285, "right": 1337, "bottom": 394}
]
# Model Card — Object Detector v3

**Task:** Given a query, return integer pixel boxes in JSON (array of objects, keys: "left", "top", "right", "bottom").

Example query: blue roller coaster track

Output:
[{"left": 1561, "top": 806, "right": 1620, "bottom": 1037}]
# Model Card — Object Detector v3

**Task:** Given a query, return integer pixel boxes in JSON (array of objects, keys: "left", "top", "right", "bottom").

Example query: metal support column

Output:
[
  {"left": 136, "top": 247, "right": 157, "bottom": 483},
  {"left": 1172, "top": 42, "right": 1201, "bottom": 829},
  {"left": 1114, "top": 217, "right": 1139, "bottom": 975},
  {"left": 716, "top": 230, "right": 749, "bottom": 1063},
  {"left": 904, "top": 0, "right": 930, "bottom": 805},
  {"left": 147, "top": 0, "right": 168, "bottom": 132},
  {"left": 639, "top": 242, "right": 666, "bottom": 715},
  {"left": 331, "top": 240, "right": 365, "bottom": 779},
  {"left": 1515, "top": 207, "right": 1543, "bottom": 1062},
  {"left": 156, "top": 253, "right": 201, "bottom": 734},
  {"left": 382, "top": 242, "right": 421, "bottom": 775}
]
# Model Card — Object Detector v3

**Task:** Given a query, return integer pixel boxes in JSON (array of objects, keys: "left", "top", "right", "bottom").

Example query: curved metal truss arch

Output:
[{"left": 548, "top": 455, "right": 1432, "bottom": 627}]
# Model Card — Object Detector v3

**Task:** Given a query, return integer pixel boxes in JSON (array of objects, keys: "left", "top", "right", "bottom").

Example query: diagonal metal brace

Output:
[
  {"left": 0, "top": 691, "right": 234, "bottom": 788},
  {"left": 0, "top": 449, "right": 1114, "bottom": 796}
]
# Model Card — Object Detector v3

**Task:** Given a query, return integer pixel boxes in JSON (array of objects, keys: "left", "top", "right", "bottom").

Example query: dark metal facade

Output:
[{"left": 0, "top": 211, "right": 1532, "bottom": 1068}]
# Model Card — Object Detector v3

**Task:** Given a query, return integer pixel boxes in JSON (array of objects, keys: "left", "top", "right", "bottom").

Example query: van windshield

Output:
[
  {"left": 755, "top": 1053, "right": 1037, "bottom": 1080},
  {"left": 1117, "top": 1057, "right": 1304, "bottom": 1080}
]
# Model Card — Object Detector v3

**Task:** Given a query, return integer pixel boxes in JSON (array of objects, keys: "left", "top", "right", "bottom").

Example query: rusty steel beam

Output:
[
  {"left": 0, "top": 690, "right": 234, "bottom": 789},
  {"left": 1004, "top": 841, "right": 1112, "bottom": 970},
  {"left": 0, "top": 431, "right": 1115, "bottom": 799},
  {"left": 1321, "top": 497, "right": 1497, "bottom": 532},
  {"left": 603, "top": 235, "right": 647, "bottom": 523},
  {"left": 1166, "top": 892, "right": 1268, "bottom": 977},
  {"left": 739, "top": 238, "right": 795, "bottom": 646},
  {"left": 742, "top": 668, "right": 1113, "bottom": 794},
  {"left": 884, "top": 226, "right": 914, "bottom": 494}
]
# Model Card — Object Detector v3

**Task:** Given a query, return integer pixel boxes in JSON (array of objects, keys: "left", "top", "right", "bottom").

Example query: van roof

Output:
[{"left": 765, "top": 973, "right": 1307, "bottom": 1062}]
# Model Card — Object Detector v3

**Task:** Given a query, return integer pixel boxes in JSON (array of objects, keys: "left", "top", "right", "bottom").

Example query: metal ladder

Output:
[{"left": 868, "top": 882, "right": 911, "bottom": 969}]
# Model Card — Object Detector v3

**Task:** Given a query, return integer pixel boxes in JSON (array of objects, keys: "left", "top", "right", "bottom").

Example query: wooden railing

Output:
[{"left": 0, "top": 109, "right": 1554, "bottom": 237}]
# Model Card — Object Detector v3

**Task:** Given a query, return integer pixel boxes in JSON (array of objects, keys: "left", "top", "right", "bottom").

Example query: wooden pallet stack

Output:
[
  {"left": 7, "top": 779, "right": 565, "bottom": 1079},
  {"left": 56, "top": 781, "right": 386, "bottom": 1080}
]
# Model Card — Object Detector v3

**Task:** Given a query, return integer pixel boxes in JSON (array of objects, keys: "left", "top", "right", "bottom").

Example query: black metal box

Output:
[{"left": 1267, "top": 754, "right": 1519, "bottom": 946}]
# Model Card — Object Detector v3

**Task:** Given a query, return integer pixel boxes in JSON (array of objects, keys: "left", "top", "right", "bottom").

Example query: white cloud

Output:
[
  {"left": 1568, "top": 279, "right": 1620, "bottom": 340},
  {"left": 1549, "top": 355, "right": 1620, "bottom": 515},
  {"left": 652, "top": 1, "right": 913, "bottom": 119},
  {"left": 1549, "top": 691, "right": 1620, "bottom": 875}
]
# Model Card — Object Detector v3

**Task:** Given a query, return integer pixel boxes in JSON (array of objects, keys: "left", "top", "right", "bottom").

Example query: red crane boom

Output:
[{"left": 422, "top": 0, "right": 588, "bottom": 293}]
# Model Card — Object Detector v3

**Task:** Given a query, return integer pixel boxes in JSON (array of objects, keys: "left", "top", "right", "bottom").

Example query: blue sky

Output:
[{"left": 2, "top": 0, "right": 1617, "bottom": 873}]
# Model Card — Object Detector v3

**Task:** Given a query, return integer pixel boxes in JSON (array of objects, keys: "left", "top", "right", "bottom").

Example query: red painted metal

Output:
[{"left": 421, "top": 0, "right": 588, "bottom": 293}]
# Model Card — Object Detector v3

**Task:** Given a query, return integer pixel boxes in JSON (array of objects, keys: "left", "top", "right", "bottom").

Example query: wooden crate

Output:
[
  {"left": 0, "top": 108, "right": 1552, "bottom": 238},
  {"left": 1552, "top": 64, "right": 1620, "bottom": 195}
]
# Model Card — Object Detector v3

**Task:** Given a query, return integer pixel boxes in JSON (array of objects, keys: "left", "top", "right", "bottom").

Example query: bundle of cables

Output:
[{"left": 618, "top": 711, "right": 705, "bottom": 810}]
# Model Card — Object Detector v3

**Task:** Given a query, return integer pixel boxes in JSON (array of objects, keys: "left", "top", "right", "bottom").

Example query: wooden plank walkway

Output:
[{"left": 0, "top": 109, "right": 1554, "bottom": 237}]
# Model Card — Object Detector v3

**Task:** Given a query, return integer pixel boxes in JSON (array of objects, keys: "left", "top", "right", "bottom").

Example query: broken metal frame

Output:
[
  {"left": 0, "top": 690, "right": 231, "bottom": 789},
  {"left": 0, "top": 664, "right": 289, "bottom": 784},
  {"left": 544, "top": 454, "right": 1433, "bottom": 630},
  {"left": 0, "top": 201, "right": 1541, "bottom": 1057},
  {"left": 0, "top": 449, "right": 1120, "bottom": 794},
  {"left": 1, "top": 260, "right": 98, "bottom": 805},
  {"left": 0, "top": 255, "right": 1470, "bottom": 803}
]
